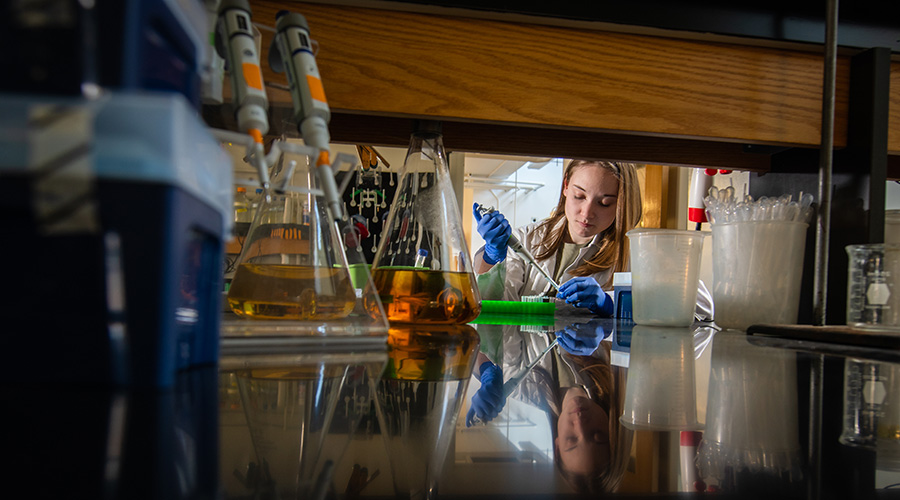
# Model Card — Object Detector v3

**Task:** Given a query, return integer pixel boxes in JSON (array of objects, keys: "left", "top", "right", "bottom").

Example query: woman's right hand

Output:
[{"left": 473, "top": 203, "right": 511, "bottom": 265}]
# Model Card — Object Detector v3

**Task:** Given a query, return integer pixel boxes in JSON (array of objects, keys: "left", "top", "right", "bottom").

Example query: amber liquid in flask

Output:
[
  {"left": 226, "top": 180, "right": 358, "bottom": 321},
  {"left": 384, "top": 324, "right": 480, "bottom": 380},
  {"left": 228, "top": 263, "right": 356, "bottom": 320},
  {"left": 366, "top": 268, "right": 479, "bottom": 324},
  {"left": 369, "top": 122, "right": 481, "bottom": 324}
]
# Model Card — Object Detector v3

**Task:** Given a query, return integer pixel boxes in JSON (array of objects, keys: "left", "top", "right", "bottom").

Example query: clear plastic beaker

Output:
[
  {"left": 367, "top": 122, "right": 481, "bottom": 324},
  {"left": 846, "top": 243, "right": 900, "bottom": 331},
  {"left": 627, "top": 229, "right": 705, "bottom": 327}
]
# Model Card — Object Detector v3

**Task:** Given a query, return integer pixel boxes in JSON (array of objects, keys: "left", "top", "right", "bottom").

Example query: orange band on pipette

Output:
[
  {"left": 249, "top": 129, "right": 264, "bottom": 144},
  {"left": 316, "top": 150, "right": 330, "bottom": 167}
]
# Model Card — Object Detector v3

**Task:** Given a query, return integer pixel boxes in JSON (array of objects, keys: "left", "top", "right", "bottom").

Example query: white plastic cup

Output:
[
  {"left": 711, "top": 221, "right": 808, "bottom": 331},
  {"left": 620, "top": 325, "right": 702, "bottom": 431},
  {"left": 627, "top": 229, "right": 706, "bottom": 327}
]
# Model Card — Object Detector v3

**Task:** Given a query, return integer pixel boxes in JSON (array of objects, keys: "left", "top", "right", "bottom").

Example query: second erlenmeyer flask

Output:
[
  {"left": 227, "top": 154, "right": 356, "bottom": 320},
  {"left": 367, "top": 122, "right": 481, "bottom": 324}
]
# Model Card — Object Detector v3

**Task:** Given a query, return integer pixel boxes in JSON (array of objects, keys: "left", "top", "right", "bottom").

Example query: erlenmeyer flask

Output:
[
  {"left": 367, "top": 121, "right": 481, "bottom": 324},
  {"left": 227, "top": 153, "right": 356, "bottom": 320}
]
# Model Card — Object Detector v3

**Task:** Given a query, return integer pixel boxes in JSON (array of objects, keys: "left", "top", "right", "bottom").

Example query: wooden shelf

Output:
[{"left": 228, "top": 0, "right": 900, "bottom": 172}]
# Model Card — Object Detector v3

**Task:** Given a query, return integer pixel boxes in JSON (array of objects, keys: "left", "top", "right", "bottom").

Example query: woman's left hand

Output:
[{"left": 558, "top": 277, "right": 614, "bottom": 316}]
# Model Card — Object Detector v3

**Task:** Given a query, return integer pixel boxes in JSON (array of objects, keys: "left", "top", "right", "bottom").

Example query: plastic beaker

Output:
[
  {"left": 367, "top": 122, "right": 481, "bottom": 324},
  {"left": 621, "top": 325, "right": 701, "bottom": 431},
  {"left": 711, "top": 221, "right": 808, "bottom": 331},
  {"left": 627, "top": 229, "right": 705, "bottom": 327},
  {"left": 846, "top": 243, "right": 900, "bottom": 331}
]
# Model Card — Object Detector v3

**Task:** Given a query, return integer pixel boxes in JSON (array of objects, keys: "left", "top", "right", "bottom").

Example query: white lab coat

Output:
[{"left": 474, "top": 218, "right": 714, "bottom": 320}]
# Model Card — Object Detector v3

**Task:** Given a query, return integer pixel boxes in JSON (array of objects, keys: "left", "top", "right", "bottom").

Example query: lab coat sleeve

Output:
[{"left": 474, "top": 224, "right": 535, "bottom": 301}]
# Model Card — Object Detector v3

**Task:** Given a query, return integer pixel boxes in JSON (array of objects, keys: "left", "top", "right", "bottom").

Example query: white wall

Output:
[
  {"left": 887, "top": 180, "right": 900, "bottom": 210},
  {"left": 468, "top": 158, "right": 566, "bottom": 257}
]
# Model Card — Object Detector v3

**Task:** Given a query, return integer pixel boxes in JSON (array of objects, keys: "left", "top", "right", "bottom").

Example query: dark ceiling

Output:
[{"left": 388, "top": 0, "right": 900, "bottom": 53}]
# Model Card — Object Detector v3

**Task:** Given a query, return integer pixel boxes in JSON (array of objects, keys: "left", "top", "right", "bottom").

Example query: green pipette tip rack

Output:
[{"left": 471, "top": 300, "right": 556, "bottom": 325}]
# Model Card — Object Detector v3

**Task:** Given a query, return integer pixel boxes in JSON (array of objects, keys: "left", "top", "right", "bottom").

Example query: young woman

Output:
[{"left": 473, "top": 159, "right": 712, "bottom": 319}]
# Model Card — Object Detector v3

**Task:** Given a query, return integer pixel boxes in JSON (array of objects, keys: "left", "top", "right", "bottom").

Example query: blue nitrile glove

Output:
[
  {"left": 556, "top": 320, "right": 609, "bottom": 356},
  {"left": 557, "top": 276, "right": 615, "bottom": 316},
  {"left": 466, "top": 361, "right": 505, "bottom": 427},
  {"left": 473, "top": 203, "right": 511, "bottom": 265}
]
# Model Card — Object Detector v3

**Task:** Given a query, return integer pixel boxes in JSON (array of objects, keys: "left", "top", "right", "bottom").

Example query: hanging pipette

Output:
[
  {"left": 475, "top": 204, "right": 561, "bottom": 292},
  {"left": 214, "top": 0, "right": 270, "bottom": 189},
  {"left": 270, "top": 10, "right": 342, "bottom": 222}
]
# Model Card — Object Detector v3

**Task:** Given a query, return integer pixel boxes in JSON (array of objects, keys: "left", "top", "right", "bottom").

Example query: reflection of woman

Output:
[
  {"left": 553, "top": 350, "right": 631, "bottom": 493},
  {"left": 468, "top": 321, "right": 633, "bottom": 493}
]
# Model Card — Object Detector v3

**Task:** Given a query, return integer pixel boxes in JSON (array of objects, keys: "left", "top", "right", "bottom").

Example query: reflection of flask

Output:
[
  {"left": 234, "top": 365, "right": 346, "bottom": 499},
  {"left": 234, "top": 187, "right": 251, "bottom": 222},
  {"left": 376, "top": 324, "right": 479, "bottom": 499},
  {"left": 367, "top": 121, "right": 481, "bottom": 324}
]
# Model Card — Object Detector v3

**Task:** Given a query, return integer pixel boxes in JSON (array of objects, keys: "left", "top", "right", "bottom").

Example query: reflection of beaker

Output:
[
  {"left": 227, "top": 154, "right": 357, "bottom": 320},
  {"left": 367, "top": 122, "right": 481, "bottom": 324},
  {"left": 841, "top": 358, "right": 886, "bottom": 449},
  {"left": 620, "top": 325, "right": 702, "bottom": 431},
  {"left": 840, "top": 359, "right": 900, "bottom": 471},
  {"left": 375, "top": 324, "right": 479, "bottom": 499},
  {"left": 696, "top": 332, "right": 803, "bottom": 494}
]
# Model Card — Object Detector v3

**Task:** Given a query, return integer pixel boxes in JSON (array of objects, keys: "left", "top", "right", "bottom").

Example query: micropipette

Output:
[
  {"left": 270, "top": 10, "right": 343, "bottom": 222},
  {"left": 214, "top": 0, "right": 270, "bottom": 189},
  {"left": 475, "top": 204, "right": 560, "bottom": 292}
]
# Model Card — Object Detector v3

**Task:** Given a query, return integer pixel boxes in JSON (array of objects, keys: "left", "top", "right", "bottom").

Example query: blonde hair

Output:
[{"left": 533, "top": 160, "right": 642, "bottom": 288}]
